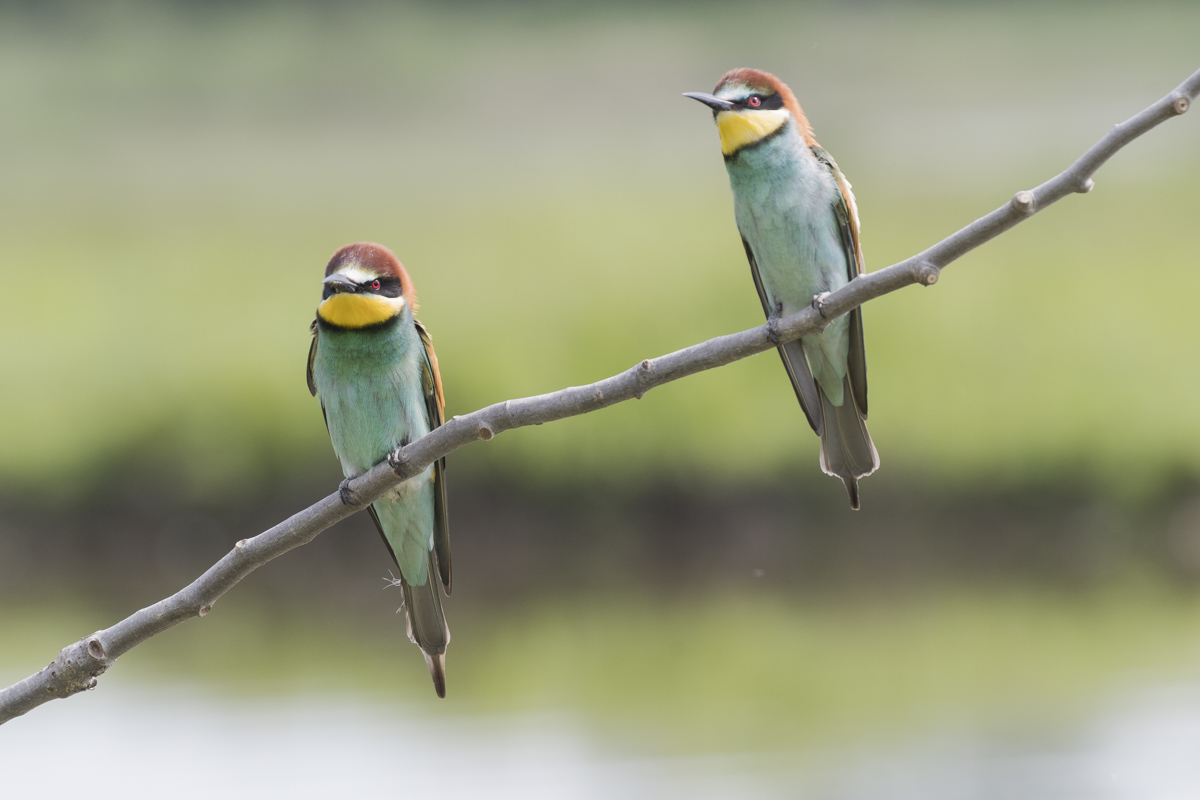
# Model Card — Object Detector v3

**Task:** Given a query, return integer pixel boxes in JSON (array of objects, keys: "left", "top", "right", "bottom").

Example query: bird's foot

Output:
[
  {"left": 766, "top": 301, "right": 784, "bottom": 345},
  {"left": 386, "top": 440, "right": 411, "bottom": 476},
  {"left": 338, "top": 478, "right": 363, "bottom": 508},
  {"left": 812, "top": 292, "right": 832, "bottom": 319}
]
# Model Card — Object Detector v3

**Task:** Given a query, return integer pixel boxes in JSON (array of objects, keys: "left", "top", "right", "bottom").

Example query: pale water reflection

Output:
[{"left": 3, "top": 681, "right": 1200, "bottom": 799}]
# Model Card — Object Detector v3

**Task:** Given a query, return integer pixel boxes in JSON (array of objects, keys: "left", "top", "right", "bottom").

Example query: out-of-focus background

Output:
[{"left": 2, "top": 1, "right": 1199, "bottom": 796}]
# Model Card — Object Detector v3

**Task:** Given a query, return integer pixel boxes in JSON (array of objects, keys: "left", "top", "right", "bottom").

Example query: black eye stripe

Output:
[
  {"left": 738, "top": 93, "right": 784, "bottom": 111},
  {"left": 321, "top": 276, "right": 405, "bottom": 299},
  {"left": 373, "top": 277, "right": 404, "bottom": 298}
]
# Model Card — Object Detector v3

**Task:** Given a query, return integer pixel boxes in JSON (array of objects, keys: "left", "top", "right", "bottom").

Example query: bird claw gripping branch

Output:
[
  {"left": 338, "top": 478, "right": 363, "bottom": 508},
  {"left": 811, "top": 292, "right": 833, "bottom": 319}
]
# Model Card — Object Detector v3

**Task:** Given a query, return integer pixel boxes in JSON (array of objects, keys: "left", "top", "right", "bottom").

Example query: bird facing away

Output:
[
  {"left": 306, "top": 242, "right": 451, "bottom": 696},
  {"left": 685, "top": 68, "right": 879, "bottom": 509}
]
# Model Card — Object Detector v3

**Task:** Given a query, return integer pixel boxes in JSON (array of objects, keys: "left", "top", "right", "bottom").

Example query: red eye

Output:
[
  {"left": 748, "top": 96, "right": 761, "bottom": 107},
  {"left": 370, "top": 279, "right": 381, "bottom": 290}
]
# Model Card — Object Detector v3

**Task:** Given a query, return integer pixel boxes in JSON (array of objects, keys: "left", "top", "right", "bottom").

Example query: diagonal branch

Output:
[{"left": 2, "top": 67, "right": 1197, "bottom": 726}]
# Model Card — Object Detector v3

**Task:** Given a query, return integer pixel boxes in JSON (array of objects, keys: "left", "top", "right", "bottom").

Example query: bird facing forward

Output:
[
  {"left": 306, "top": 242, "right": 451, "bottom": 696},
  {"left": 685, "top": 69, "right": 879, "bottom": 508}
]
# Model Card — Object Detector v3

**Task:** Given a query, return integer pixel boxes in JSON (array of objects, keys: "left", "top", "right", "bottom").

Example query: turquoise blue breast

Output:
[
  {"left": 311, "top": 315, "right": 436, "bottom": 584},
  {"left": 311, "top": 318, "right": 429, "bottom": 478},
  {"left": 724, "top": 123, "right": 853, "bottom": 399}
]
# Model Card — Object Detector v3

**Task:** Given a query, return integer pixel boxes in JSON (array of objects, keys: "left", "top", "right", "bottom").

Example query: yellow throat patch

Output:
[
  {"left": 318, "top": 293, "right": 403, "bottom": 329},
  {"left": 716, "top": 109, "right": 789, "bottom": 156}
]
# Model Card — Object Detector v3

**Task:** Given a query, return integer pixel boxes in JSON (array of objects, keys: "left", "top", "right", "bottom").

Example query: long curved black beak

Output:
[
  {"left": 683, "top": 91, "right": 735, "bottom": 112},
  {"left": 321, "top": 272, "right": 359, "bottom": 294}
]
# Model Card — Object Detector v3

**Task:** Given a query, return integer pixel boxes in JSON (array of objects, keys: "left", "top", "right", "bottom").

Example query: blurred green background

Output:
[{"left": 2, "top": 1, "right": 1200, "bottom": 795}]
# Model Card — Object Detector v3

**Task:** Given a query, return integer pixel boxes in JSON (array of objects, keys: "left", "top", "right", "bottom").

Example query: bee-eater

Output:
[
  {"left": 306, "top": 242, "right": 451, "bottom": 696},
  {"left": 685, "top": 68, "right": 879, "bottom": 509}
]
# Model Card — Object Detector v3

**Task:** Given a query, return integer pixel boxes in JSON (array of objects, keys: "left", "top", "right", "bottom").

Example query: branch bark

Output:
[{"left": 2, "top": 68, "right": 1197, "bottom": 726}]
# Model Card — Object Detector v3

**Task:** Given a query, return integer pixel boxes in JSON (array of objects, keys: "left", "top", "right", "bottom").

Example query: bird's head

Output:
[
  {"left": 316, "top": 242, "right": 417, "bottom": 330},
  {"left": 684, "top": 68, "right": 813, "bottom": 157}
]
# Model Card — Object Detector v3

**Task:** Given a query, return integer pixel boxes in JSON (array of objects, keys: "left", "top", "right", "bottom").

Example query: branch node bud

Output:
[
  {"left": 635, "top": 360, "right": 653, "bottom": 394},
  {"left": 1011, "top": 191, "right": 1035, "bottom": 214},
  {"left": 912, "top": 262, "right": 940, "bottom": 284},
  {"left": 198, "top": 605, "right": 212, "bottom": 617},
  {"left": 86, "top": 638, "right": 105, "bottom": 660},
  {"left": 477, "top": 425, "right": 494, "bottom": 441},
  {"left": 1078, "top": 179, "right": 1095, "bottom": 194},
  {"left": 1173, "top": 96, "right": 1190, "bottom": 115},
  {"left": 593, "top": 388, "right": 604, "bottom": 402},
  {"left": 235, "top": 539, "right": 248, "bottom": 550}
]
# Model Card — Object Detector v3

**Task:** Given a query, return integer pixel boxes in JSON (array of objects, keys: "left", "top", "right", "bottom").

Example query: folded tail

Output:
[
  {"left": 398, "top": 550, "right": 451, "bottom": 698},
  {"left": 818, "top": 374, "right": 879, "bottom": 510}
]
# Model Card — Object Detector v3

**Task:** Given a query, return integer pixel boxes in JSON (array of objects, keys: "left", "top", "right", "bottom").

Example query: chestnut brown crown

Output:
[
  {"left": 325, "top": 242, "right": 418, "bottom": 311},
  {"left": 715, "top": 68, "right": 814, "bottom": 145}
]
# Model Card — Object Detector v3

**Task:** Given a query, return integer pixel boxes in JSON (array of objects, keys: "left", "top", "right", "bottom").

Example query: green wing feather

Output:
[
  {"left": 811, "top": 144, "right": 868, "bottom": 417},
  {"left": 415, "top": 318, "right": 451, "bottom": 595},
  {"left": 306, "top": 319, "right": 329, "bottom": 432},
  {"left": 740, "top": 236, "right": 823, "bottom": 435},
  {"left": 306, "top": 320, "right": 319, "bottom": 397}
]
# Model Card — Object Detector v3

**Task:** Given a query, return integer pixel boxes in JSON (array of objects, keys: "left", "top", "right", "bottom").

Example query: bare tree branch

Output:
[{"left": 2, "top": 68, "right": 1196, "bottom": 726}]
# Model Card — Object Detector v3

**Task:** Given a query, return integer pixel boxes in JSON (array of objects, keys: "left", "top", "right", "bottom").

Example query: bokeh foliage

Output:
[
  {"left": 2, "top": 1, "right": 1198, "bottom": 502},
  {"left": 3, "top": 2, "right": 1200, "bottom": 761}
]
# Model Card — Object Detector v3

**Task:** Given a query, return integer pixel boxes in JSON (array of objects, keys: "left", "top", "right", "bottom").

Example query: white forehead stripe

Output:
[
  {"left": 716, "top": 84, "right": 754, "bottom": 102},
  {"left": 334, "top": 264, "right": 383, "bottom": 284}
]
